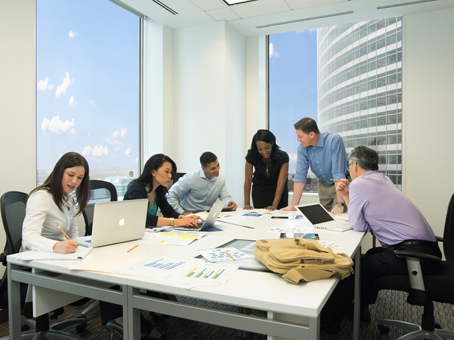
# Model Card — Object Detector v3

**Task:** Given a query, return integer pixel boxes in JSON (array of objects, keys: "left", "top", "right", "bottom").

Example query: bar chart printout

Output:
[
  {"left": 116, "top": 256, "right": 239, "bottom": 286},
  {"left": 183, "top": 263, "right": 239, "bottom": 284}
]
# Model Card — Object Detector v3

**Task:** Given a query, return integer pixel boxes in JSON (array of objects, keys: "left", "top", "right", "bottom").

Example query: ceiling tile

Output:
[
  {"left": 285, "top": 0, "right": 348, "bottom": 10},
  {"left": 229, "top": 0, "right": 291, "bottom": 18},
  {"left": 207, "top": 8, "right": 241, "bottom": 20},
  {"left": 190, "top": 0, "right": 226, "bottom": 11}
]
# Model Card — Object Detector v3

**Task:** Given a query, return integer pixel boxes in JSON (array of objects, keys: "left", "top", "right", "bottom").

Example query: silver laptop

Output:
[
  {"left": 172, "top": 199, "right": 229, "bottom": 231},
  {"left": 76, "top": 199, "right": 148, "bottom": 247},
  {"left": 296, "top": 203, "right": 352, "bottom": 232}
]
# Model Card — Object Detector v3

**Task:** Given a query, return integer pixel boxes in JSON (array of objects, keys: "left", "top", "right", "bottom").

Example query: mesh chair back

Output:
[
  {"left": 0, "top": 191, "right": 28, "bottom": 306},
  {"left": 168, "top": 172, "right": 186, "bottom": 190},
  {"left": 443, "top": 193, "right": 454, "bottom": 274},
  {"left": 1, "top": 191, "right": 28, "bottom": 256},
  {"left": 82, "top": 180, "right": 118, "bottom": 235}
]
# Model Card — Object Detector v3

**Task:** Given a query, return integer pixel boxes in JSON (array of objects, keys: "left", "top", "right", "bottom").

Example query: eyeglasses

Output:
[{"left": 348, "top": 161, "right": 355, "bottom": 167}]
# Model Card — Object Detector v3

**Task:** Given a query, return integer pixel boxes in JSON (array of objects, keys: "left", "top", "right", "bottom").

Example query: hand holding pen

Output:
[{"left": 52, "top": 226, "right": 79, "bottom": 254}]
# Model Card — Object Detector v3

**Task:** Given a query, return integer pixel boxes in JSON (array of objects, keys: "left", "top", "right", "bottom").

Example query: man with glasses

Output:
[
  {"left": 320, "top": 145, "right": 441, "bottom": 333},
  {"left": 283, "top": 117, "right": 349, "bottom": 213}
]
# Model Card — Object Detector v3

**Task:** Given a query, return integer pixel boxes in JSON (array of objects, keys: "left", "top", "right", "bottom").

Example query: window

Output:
[
  {"left": 36, "top": 0, "right": 141, "bottom": 198},
  {"left": 269, "top": 17, "right": 403, "bottom": 192}
]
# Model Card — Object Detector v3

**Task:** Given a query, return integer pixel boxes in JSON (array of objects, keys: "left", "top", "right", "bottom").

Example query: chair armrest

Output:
[
  {"left": 435, "top": 236, "right": 443, "bottom": 242},
  {"left": 393, "top": 249, "right": 441, "bottom": 263},
  {"left": 0, "top": 253, "right": 6, "bottom": 267}
]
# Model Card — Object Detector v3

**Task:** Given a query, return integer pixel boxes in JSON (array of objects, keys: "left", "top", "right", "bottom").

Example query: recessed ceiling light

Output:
[{"left": 223, "top": 0, "right": 257, "bottom": 6}]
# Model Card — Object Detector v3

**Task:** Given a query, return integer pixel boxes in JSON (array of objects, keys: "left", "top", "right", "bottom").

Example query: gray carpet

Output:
[{"left": 1, "top": 290, "right": 453, "bottom": 339}]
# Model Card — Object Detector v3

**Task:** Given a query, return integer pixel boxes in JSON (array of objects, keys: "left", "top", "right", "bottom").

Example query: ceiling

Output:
[{"left": 118, "top": 0, "right": 454, "bottom": 36}]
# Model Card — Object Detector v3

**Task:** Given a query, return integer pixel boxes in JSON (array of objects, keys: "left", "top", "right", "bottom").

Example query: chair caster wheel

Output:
[
  {"left": 76, "top": 322, "right": 88, "bottom": 333},
  {"left": 378, "top": 325, "right": 389, "bottom": 334}
]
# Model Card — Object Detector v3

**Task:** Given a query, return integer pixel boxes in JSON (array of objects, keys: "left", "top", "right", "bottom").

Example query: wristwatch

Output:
[
  {"left": 336, "top": 201, "right": 344, "bottom": 207},
  {"left": 170, "top": 217, "right": 174, "bottom": 226}
]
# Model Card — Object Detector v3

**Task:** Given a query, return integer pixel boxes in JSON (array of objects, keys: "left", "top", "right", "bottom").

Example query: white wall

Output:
[
  {"left": 402, "top": 8, "right": 454, "bottom": 240},
  {"left": 172, "top": 21, "right": 247, "bottom": 204},
  {"left": 0, "top": 0, "right": 37, "bottom": 267}
]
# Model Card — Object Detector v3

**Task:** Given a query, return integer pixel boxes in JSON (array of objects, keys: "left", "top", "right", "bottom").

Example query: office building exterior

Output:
[{"left": 317, "top": 18, "right": 402, "bottom": 189}]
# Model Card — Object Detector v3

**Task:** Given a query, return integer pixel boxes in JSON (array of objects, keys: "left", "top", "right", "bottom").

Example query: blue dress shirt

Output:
[
  {"left": 293, "top": 132, "right": 348, "bottom": 185},
  {"left": 166, "top": 169, "right": 232, "bottom": 213}
]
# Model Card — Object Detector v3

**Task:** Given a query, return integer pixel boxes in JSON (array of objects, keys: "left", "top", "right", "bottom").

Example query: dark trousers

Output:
[{"left": 322, "top": 243, "right": 442, "bottom": 322}]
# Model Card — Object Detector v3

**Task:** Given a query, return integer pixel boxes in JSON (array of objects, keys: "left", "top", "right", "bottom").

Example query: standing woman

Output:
[
  {"left": 22, "top": 152, "right": 90, "bottom": 254},
  {"left": 124, "top": 153, "right": 199, "bottom": 227},
  {"left": 244, "top": 130, "right": 289, "bottom": 210}
]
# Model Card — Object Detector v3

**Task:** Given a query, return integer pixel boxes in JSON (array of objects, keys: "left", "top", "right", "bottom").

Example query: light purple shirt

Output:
[{"left": 348, "top": 171, "right": 436, "bottom": 247}]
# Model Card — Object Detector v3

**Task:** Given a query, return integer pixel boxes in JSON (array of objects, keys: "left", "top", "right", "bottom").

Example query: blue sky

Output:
[
  {"left": 269, "top": 30, "right": 317, "bottom": 174},
  {"left": 36, "top": 0, "right": 139, "bottom": 173}
]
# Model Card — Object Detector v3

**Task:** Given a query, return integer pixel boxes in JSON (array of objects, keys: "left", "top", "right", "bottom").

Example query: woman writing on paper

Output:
[
  {"left": 244, "top": 129, "right": 289, "bottom": 210},
  {"left": 22, "top": 152, "right": 90, "bottom": 254},
  {"left": 124, "top": 153, "right": 199, "bottom": 228}
]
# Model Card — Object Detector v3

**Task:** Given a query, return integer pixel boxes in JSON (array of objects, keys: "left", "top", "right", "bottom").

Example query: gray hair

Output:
[{"left": 349, "top": 146, "right": 379, "bottom": 171}]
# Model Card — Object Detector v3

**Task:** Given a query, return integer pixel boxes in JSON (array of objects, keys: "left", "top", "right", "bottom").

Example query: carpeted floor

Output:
[{"left": 1, "top": 290, "right": 453, "bottom": 339}]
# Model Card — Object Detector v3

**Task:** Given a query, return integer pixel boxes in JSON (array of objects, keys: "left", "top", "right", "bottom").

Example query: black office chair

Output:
[
  {"left": 375, "top": 193, "right": 454, "bottom": 339},
  {"left": 168, "top": 172, "right": 185, "bottom": 190},
  {"left": 78, "top": 180, "right": 118, "bottom": 319},
  {"left": 82, "top": 179, "right": 118, "bottom": 236},
  {"left": 0, "top": 191, "right": 87, "bottom": 340}
]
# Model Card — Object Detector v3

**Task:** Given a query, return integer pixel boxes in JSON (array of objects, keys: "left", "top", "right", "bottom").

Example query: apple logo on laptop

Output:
[{"left": 119, "top": 217, "right": 125, "bottom": 226}]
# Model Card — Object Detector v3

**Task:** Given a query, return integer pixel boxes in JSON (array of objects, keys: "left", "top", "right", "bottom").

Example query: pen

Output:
[
  {"left": 225, "top": 251, "right": 235, "bottom": 260},
  {"left": 127, "top": 244, "right": 139, "bottom": 253},
  {"left": 59, "top": 227, "right": 71, "bottom": 240},
  {"left": 330, "top": 178, "right": 342, "bottom": 182}
]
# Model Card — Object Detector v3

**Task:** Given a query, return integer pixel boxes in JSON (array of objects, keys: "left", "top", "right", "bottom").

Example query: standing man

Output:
[
  {"left": 166, "top": 152, "right": 237, "bottom": 214},
  {"left": 283, "top": 117, "right": 349, "bottom": 213}
]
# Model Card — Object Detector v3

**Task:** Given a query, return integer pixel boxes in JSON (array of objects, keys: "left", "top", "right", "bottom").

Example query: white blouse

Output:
[{"left": 22, "top": 189, "right": 79, "bottom": 252}]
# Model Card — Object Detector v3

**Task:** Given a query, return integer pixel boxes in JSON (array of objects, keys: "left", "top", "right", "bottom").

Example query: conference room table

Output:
[{"left": 8, "top": 209, "right": 364, "bottom": 340}]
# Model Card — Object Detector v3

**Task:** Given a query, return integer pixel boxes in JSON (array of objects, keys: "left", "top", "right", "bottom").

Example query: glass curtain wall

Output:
[
  {"left": 36, "top": 0, "right": 142, "bottom": 198},
  {"left": 269, "top": 17, "right": 403, "bottom": 193}
]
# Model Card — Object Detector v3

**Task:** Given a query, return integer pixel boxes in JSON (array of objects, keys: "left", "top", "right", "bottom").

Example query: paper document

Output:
[
  {"left": 18, "top": 247, "right": 93, "bottom": 261},
  {"left": 116, "top": 256, "right": 239, "bottom": 287},
  {"left": 144, "top": 231, "right": 204, "bottom": 246},
  {"left": 198, "top": 247, "right": 254, "bottom": 262}
]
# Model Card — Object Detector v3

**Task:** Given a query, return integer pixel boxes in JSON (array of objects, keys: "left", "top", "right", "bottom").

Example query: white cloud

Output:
[
  {"left": 89, "top": 100, "right": 96, "bottom": 107},
  {"left": 135, "top": 157, "right": 138, "bottom": 164},
  {"left": 124, "top": 147, "right": 132, "bottom": 156},
  {"left": 41, "top": 115, "right": 75, "bottom": 135},
  {"left": 288, "top": 152, "right": 297, "bottom": 163},
  {"left": 106, "top": 128, "right": 128, "bottom": 145},
  {"left": 68, "top": 30, "right": 78, "bottom": 38},
  {"left": 56, "top": 72, "right": 74, "bottom": 97},
  {"left": 69, "top": 96, "right": 76, "bottom": 106},
  {"left": 37, "top": 77, "right": 54, "bottom": 91},
  {"left": 269, "top": 42, "right": 280, "bottom": 59},
  {"left": 82, "top": 145, "right": 109, "bottom": 157}
]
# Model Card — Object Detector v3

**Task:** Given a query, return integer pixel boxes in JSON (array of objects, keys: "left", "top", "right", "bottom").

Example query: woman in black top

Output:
[
  {"left": 124, "top": 154, "right": 199, "bottom": 228},
  {"left": 244, "top": 130, "right": 289, "bottom": 210}
]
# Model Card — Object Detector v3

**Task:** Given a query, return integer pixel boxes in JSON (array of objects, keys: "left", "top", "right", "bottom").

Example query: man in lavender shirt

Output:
[{"left": 321, "top": 146, "right": 442, "bottom": 333}]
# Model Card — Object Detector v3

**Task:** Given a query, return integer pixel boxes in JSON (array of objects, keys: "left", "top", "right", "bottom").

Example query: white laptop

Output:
[
  {"left": 76, "top": 199, "right": 148, "bottom": 247},
  {"left": 296, "top": 203, "right": 352, "bottom": 232},
  {"left": 172, "top": 199, "right": 229, "bottom": 231}
]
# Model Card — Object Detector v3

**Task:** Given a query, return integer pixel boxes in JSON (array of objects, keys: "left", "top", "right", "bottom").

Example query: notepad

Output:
[{"left": 18, "top": 247, "right": 93, "bottom": 261}]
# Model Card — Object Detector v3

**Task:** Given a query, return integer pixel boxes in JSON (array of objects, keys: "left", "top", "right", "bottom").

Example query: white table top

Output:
[{"left": 8, "top": 209, "right": 364, "bottom": 318}]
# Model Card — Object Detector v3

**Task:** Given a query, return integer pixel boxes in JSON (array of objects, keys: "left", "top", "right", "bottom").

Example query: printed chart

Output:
[{"left": 199, "top": 247, "right": 254, "bottom": 262}]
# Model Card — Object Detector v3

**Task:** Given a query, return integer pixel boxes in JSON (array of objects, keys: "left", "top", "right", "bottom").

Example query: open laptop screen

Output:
[{"left": 297, "top": 204, "right": 334, "bottom": 225}]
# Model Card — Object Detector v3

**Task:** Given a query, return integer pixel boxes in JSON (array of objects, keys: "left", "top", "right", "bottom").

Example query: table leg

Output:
[
  {"left": 353, "top": 246, "right": 361, "bottom": 340},
  {"left": 8, "top": 263, "right": 22, "bottom": 339}
]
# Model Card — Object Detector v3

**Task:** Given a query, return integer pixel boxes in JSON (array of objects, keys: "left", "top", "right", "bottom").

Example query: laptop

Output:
[
  {"left": 172, "top": 199, "right": 229, "bottom": 231},
  {"left": 296, "top": 203, "right": 352, "bottom": 232},
  {"left": 75, "top": 199, "right": 148, "bottom": 247}
]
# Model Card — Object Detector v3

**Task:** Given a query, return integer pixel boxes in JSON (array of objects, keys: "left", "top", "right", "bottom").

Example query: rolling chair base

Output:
[{"left": 378, "top": 319, "right": 454, "bottom": 340}]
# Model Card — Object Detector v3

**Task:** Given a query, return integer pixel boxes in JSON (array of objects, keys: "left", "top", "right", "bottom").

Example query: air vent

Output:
[
  {"left": 377, "top": 0, "right": 437, "bottom": 10},
  {"left": 256, "top": 11, "right": 354, "bottom": 29},
  {"left": 152, "top": 0, "right": 178, "bottom": 15}
]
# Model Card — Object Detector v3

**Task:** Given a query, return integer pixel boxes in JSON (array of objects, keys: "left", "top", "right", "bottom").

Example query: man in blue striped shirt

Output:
[{"left": 283, "top": 117, "right": 349, "bottom": 214}]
